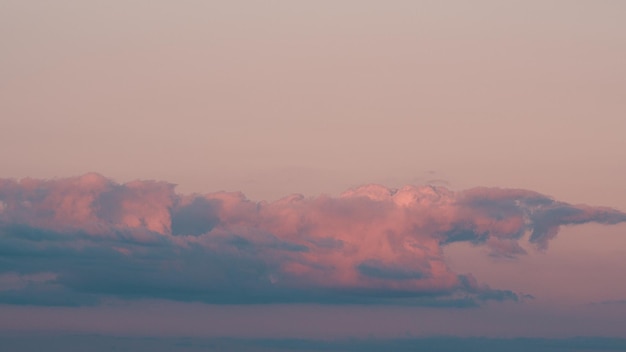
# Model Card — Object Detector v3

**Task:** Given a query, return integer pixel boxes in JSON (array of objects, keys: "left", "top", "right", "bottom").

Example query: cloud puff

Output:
[{"left": 0, "top": 174, "right": 624, "bottom": 306}]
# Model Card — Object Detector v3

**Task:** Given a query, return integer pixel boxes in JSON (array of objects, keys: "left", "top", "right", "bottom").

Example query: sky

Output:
[{"left": 1, "top": 0, "right": 626, "bottom": 350}]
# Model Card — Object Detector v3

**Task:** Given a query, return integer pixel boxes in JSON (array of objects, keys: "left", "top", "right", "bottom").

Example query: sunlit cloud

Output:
[{"left": 1, "top": 173, "right": 624, "bottom": 306}]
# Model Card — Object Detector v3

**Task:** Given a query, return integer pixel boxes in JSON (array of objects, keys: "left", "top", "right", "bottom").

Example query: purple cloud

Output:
[{"left": 0, "top": 174, "right": 623, "bottom": 306}]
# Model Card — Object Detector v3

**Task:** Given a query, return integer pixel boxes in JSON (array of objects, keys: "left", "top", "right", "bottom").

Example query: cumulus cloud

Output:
[{"left": 0, "top": 174, "right": 624, "bottom": 306}]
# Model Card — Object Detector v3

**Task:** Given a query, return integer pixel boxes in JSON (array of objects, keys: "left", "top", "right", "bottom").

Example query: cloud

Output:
[{"left": 0, "top": 174, "right": 624, "bottom": 306}]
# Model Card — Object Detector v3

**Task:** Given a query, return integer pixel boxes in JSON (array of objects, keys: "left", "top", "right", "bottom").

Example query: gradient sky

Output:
[{"left": 1, "top": 0, "right": 626, "bottom": 348}]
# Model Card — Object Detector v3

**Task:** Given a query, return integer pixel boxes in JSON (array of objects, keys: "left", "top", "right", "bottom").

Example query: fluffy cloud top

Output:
[{"left": 0, "top": 174, "right": 624, "bottom": 306}]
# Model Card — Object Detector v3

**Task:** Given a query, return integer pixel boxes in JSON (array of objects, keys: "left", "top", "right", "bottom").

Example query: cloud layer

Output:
[{"left": 0, "top": 173, "right": 624, "bottom": 306}]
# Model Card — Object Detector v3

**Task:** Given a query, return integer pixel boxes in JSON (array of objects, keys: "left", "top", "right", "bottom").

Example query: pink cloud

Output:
[{"left": 0, "top": 174, "right": 624, "bottom": 305}]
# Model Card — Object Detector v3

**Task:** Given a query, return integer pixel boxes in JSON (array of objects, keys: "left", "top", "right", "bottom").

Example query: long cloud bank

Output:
[{"left": 0, "top": 173, "right": 624, "bottom": 306}]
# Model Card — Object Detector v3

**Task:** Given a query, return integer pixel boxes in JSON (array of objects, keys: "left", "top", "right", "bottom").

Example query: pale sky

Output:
[
  {"left": 1, "top": 0, "right": 626, "bottom": 345},
  {"left": 1, "top": 1, "right": 625, "bottom": 204}
]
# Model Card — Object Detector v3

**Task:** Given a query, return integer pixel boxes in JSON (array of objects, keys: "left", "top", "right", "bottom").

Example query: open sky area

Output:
[{"left": 1, "top": 1, "right": 626, "bottom": 351}]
